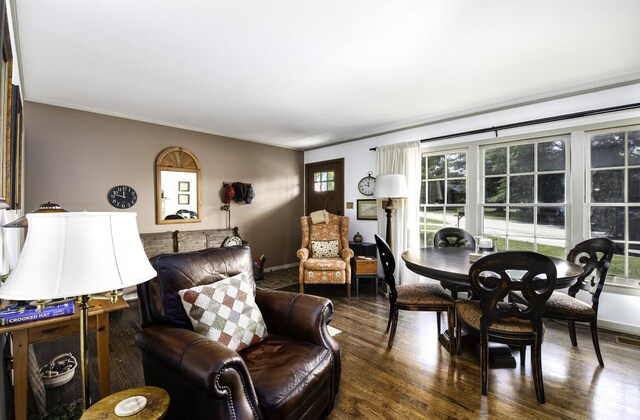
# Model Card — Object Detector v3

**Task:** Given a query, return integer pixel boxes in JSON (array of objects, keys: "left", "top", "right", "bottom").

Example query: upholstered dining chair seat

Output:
[
  {"left": 456, "top": 300, "right": 546, "bottom": 335},
  {"left": 396, "top": 283, "right": 454, "bottom": 306},
  {"left": 513, "top": 290, "right": 596, "bottom": 317}
]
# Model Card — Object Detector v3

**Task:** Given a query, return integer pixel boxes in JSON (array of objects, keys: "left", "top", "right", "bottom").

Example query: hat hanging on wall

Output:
[
  {"left": 223, "top": 183, "right": 235, "bottom": 204},
  {"left": 224, "top": 182, "right": 255, "bottom": 205}
]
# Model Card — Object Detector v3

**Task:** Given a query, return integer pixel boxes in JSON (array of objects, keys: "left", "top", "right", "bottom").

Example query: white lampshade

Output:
[
  {"left": 0, "top": 212, "right": 156, "bottom": 301},
  {"left": 374, "top": 174, "right": 408, "bottom": 199}
]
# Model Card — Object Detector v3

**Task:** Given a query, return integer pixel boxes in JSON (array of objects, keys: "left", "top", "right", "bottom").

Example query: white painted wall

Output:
[{"left": 305, "top": 83, "right": 640, "bottom": 335}]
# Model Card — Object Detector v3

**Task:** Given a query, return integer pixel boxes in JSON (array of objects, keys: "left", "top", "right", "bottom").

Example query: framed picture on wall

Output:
[
  {"left": 178, "top": 181, "right": 190, "bottom": 191},
  {"left": 178, "top": 194, "right": 190, "bottom": 205},
  {"left": 357, "top": 199, "right": 377, "bottom": 220}
]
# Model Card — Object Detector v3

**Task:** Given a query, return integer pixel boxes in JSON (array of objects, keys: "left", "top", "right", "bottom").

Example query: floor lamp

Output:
[
  {"left": 0, "top": 212, "right": 157, "bottom": 411},
  {"left": 374, "top": 174, "right": 408, "bottom": 252}
]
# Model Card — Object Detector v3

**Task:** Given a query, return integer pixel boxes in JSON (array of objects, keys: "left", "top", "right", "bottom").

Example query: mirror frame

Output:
[{"left": 156, "top": 146, "right": 202, "bottom": 224}]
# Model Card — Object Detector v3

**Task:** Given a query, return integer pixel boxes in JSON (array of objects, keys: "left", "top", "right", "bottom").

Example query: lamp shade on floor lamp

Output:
[{"left": 374, "top": 174, "right": 408, "bottom": 251}]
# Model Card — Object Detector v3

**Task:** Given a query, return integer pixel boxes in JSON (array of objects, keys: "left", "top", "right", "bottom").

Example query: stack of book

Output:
[{"left": 0, "top": 301, "right": 75, "bottom": 326}]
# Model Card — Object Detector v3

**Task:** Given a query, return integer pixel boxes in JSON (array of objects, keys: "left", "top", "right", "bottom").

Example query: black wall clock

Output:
[{"left": 108, "top": 185, "right": 137, "bottom": 209}]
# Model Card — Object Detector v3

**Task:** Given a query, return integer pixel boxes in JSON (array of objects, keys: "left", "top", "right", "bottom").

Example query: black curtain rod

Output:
[{"left": 369, "top": 102, "right": 640, "bottom": 151}]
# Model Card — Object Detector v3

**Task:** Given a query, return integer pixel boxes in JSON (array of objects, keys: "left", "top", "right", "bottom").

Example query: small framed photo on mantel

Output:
[{"left": 357, "top": 199, "right": 377, "bottom": 220}]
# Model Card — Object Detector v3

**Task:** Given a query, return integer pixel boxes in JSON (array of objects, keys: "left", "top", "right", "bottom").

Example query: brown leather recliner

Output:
[{"left": 135, "top": 246, "right": 341, "bottom": 419}]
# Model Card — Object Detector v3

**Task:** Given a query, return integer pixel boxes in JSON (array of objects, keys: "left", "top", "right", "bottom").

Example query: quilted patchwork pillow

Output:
[
  {"left": 311, "top": 239, "right": 340, "bottom": 258},
  {"left": 178, "top": 274, "right": 268, "bottom": 352}
]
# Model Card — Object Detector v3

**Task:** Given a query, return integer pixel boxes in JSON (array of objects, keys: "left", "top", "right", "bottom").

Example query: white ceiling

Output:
[{"left": 13, "top": 0, "right": 640, "bottom": 150}]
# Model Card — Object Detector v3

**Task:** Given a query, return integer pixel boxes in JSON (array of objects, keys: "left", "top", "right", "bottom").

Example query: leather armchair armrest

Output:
[
  {"left": 255, "top": 289, "right": 334, "bottom": 346},
  {"left": 297, "top": 247, "right": 309, "bottom": 261},
  {"left": 255, "top": 289, "right": 342, "bottom": 397},
  {"left": 135, "top": 324, "right": 261, "bottom": 418}
]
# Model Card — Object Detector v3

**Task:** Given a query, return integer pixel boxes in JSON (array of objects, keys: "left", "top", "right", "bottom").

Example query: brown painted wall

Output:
[{"left": 23, "top": 102, "right": 304, "bottom": 267}]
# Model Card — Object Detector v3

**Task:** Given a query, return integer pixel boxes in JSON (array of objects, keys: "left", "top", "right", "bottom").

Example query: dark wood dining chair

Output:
[
  {"left": 433, "top": 228, "right": 476, "bottom": 300},
  {"left": 374, "top": 234, "right": 456, "bottom": 351},
  {"left": 433, "top": 227, "right": 476, "bottom": 249},
  {"left": 456, "top": 251, "right": 557, "bottom": 403},
  {"left": 513, "top": 238, "right": 614, "bottom": 366}
]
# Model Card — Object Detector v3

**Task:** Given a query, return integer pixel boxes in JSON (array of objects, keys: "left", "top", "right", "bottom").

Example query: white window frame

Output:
[
  {"left": 479, "top": 135, "right": 570, "bottom": 257},
  {"left": 585, "top": 125, "right": 640, "bottom": 288},
  {"left": 420, "top": 149, "right": 469, "bottom": 247}
]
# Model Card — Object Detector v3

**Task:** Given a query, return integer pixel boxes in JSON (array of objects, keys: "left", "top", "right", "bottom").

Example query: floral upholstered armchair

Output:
[{"left": 297, "top": 213, "right": 354, "bottom": 297}]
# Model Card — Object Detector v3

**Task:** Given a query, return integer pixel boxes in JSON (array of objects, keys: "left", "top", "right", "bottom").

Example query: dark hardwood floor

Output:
[{"left": 104, "top": 282, "right": 640, "bottom": 419}]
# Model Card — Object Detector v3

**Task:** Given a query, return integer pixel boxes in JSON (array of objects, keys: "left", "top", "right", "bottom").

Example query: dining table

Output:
[{"left": 401, "top": 247, "right": 584, "bottom": 367}]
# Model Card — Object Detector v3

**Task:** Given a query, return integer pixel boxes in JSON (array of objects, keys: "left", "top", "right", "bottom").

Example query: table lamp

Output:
[
  {"left": 374, "top": 174, "right": 408, "bottom": 251},
  {"left": 0, "top": 212, "right": 157, "bottom": 411}
]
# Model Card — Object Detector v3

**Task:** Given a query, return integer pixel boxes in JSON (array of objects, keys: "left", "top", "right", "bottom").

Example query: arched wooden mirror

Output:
[{"left": 156, "top": 146, "right": 202, "bottom": 224}]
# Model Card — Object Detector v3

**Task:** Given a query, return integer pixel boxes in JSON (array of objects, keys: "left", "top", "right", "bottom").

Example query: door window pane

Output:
[
  {"left": 314, "top": 171, "right": 335, "bottom": 192},
  {"left": 509, "top": 175, "right": 534, "bottom": 203},
  {"left": 591, "top": 170, "right": 624, "bottom": 202},
  {"left": 510, "top": 144, "right": 534, "bottom": 173},
  {"left": 538, "top": 174, "right": 565, "bottom": 203},
  {"left": 591, "top": 132, "right": 625, "bottom": 168},
  {"left": 590, "top": 206, "right": 625, "bottom": 240},
  {"left": 538, "top": 141, "right": 565, "bottom": 171},
  {"left": 485, "top": 148, "right": 506, "bottom": 175}
]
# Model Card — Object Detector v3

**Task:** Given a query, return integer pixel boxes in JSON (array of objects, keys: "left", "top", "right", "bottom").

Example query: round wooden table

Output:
[
  {"left": 80, "top": 386, "right": 169, "bottom": 420},
  {"left": 402, "top": 247, "right": 583, "bottom": 289},
  {"left": 401, "top": 247, "right": 584, "bottom": 366}
]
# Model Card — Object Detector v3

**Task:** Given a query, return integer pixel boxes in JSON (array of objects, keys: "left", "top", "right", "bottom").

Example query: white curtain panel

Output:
[{"left": 376, "top": 141, "right": 421, "bottom": 284}]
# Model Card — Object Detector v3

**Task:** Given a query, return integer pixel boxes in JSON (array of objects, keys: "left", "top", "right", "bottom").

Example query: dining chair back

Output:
[
  {"left": 547, "top": 237, "right": 614, "bottom": 366},
  {"left": 374, "top": 234, "right": 456, "bottom": 351},
  {"left": 433, "top": 228, "right": 476, "bottom": 300},
  {"left": 456, "top": 251, "right": 557, "bottom": 403},
  {"left": 566, "top": 237, "right": 614, "bottom": 313},
  {"left": 375, "top": 233, "right": 397, "bottom": 299},
  {"left": 433, "top": 227, "right": 475, "bottom": 249}
]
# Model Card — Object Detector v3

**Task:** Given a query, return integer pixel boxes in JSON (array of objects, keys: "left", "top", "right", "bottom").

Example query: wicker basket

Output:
[{"left": 39, "top": 353, "right": 77, "bottom": 389}]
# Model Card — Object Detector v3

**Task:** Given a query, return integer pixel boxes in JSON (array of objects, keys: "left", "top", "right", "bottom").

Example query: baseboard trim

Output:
[
  {"left": 264, "top": 262, "right": 298, "bottom": 272},
  {"left": 599, "top": 320, "right": 640, "bottom": 337}
]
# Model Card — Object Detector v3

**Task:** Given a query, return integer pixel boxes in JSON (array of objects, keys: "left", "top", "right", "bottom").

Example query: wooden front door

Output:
[{"left": 305, "top": 159, "right": 344, "bottom": 215}]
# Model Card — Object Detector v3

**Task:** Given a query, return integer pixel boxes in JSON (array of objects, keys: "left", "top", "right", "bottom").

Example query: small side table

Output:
[
  {"left": 354, "top": 257, "right": 379, "bottom": 296},
  {"left": 80, "top": 386, "right": 169, "bottom": 420}
]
